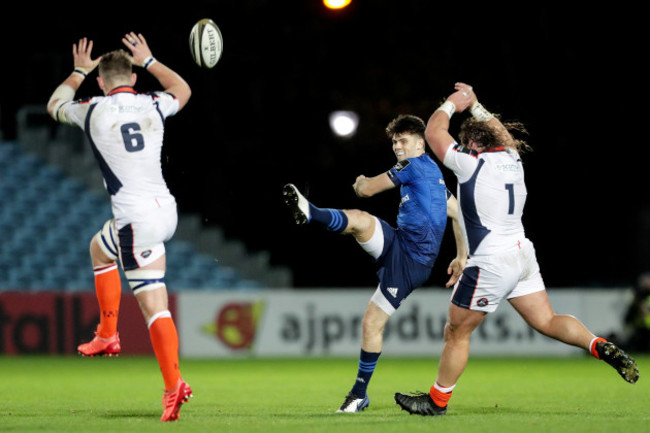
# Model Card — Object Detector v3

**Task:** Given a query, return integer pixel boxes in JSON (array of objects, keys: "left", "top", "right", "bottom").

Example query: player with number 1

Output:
[
  {"left": 394, "top": 83, "right": 639, "bottom": 416},
  {"left": 47, "top": 32, "right": 192, "bottom": 422}
]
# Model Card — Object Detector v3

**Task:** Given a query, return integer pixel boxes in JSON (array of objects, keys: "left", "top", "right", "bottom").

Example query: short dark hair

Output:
[
  {"left": 98, "top": 49, "right": 133, "bottom": 83},
  {"left": 385, "top": 114, "right": 425, "bottom": 140}
]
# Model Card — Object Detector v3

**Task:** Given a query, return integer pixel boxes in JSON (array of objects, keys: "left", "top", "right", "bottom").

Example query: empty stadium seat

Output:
[{"left": 0, "top": 141, "right": 253, "bottom": 292}]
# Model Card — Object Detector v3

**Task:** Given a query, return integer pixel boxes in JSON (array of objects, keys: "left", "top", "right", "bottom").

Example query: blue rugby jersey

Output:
[{"left": 387, "top": 154, "right": 449, "bottom": 267}]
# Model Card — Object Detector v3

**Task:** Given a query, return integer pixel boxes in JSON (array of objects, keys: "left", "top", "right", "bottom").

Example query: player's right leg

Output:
[
  {"left": 77, "top": 220, "right": 122, "bottom": 357},
  {"left": 282, "top": 183, "right": 349, "bottom": 231},
  {"left": 395, "top": 303, "right": 485, "bottom": 416}
]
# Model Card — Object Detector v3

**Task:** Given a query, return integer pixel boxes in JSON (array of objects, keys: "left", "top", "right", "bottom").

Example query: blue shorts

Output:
[{"left": 374, "top": 219, "right": 433, "bottom": 311}]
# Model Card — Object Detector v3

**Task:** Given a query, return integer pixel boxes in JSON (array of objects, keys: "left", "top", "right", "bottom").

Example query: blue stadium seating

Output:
[{"left": 0, "top": 141, "right": 259, "bottom": 292}]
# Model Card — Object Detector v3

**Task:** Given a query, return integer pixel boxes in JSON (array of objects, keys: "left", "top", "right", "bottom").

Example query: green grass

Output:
[{"left": 0, "top": 354, "right": 648, "bottom": 432}]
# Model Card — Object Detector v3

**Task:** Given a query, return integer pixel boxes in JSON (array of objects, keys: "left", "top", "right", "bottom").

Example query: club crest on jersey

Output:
[
  {"left": 141, "top": 250, "right": 152, "bottom": 258},
  {"left": 392, "top": 160, "right": 410, "bottom": 172},
  {"left": 477, "top": 298, "right": 489, "bottom": 307}
]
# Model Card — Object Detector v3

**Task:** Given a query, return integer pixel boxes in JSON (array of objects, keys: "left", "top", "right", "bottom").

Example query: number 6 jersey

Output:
[
  {"left": 443, "top": 142, "right": 528, "bottom": 256},
  {"left": 57, "top": 86, "right": 179, "bottom": 222}
]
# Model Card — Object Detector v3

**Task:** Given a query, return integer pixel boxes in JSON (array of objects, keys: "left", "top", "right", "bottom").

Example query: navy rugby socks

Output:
[
  {"left": 308, "top": 204, "right": 348, "bottom": 232},
  {"left": 350, "top": 349, "right": 381, "bottom": 398}
]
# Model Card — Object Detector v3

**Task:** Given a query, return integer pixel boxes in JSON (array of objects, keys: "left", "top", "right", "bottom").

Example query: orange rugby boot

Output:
[
  {"left": 77, "top": 327, "right": 121, "bottom": 357},
  {"left": 160, "top": 377, "right": 193, "bottom": 422}
]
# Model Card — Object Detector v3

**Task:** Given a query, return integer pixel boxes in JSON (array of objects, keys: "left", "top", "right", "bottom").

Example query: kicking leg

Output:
[{"left": 283, "top": 184, "right": 378, "bottom": 240}]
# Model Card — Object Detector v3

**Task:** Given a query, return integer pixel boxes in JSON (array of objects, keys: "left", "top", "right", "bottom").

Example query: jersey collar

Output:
[
  {"left": 479, "top": 146, "right": 506, "bottom": 153},
  {"left": 107, "top": 86, "right": 137, "bottom": 96}
]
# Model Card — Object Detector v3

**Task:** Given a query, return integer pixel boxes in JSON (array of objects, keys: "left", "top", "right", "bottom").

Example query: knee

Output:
[
  {"left": 89, "top": 235, "right": 115, "bottom": 267},
  {"left": 443, "top": 314, "right": 483, "bottom": 344},
  {"left": 362, "top": 315, "right": 383, "bottom": 339},
  {"left": 361, "top": 309, "right": 388, "bottom": 340},
  {"left": 343, "top": 209, "right": 373, "bottom": 236},
  {"left": 443, "top": 321, "right": 463, "bottom": 343}
]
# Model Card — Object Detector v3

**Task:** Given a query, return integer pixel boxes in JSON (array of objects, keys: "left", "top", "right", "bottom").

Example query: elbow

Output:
[{"left": 182, "top": 85, "right": 192, "bottom": 104}]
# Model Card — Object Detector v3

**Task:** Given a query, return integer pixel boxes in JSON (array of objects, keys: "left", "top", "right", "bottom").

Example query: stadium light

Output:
[
  {"left": 323, "top": 0, "right": 352, "bottom": 10},
  {"left": 329, "top": 110, "right": 359, "bottom": 138}
]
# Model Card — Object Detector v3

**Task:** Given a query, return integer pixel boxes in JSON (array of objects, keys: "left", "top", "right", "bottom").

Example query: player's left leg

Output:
[
  {"left": 128, "top": 255, "right": 193, "bottom": 422},
  {"left": 337, "top": 302, "right": 389, "bottom": 413},
  {"left": 510, "top": 290, "right": 639, "bottom": 383},
  {"left": 509, "top": 238, "right": 638, "bottom": 384}
]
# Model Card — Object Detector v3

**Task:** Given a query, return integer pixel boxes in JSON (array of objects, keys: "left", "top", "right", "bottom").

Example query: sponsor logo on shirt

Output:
[
  {"left": 392, "top": 160, "right": 410, "bottom": 172},
  {"left": 496, "top": 164, "right": 520, "bottom": 172}
]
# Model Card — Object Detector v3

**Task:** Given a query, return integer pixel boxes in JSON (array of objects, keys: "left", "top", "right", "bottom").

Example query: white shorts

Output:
[
  {"left": 99, "top": 197, "right": 177, "bottom": 271},
  {"left": 451, "top": 238, "right": 545, "bottom": 313}
]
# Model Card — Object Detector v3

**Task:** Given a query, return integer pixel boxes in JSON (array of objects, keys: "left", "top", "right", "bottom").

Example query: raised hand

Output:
[
  {"left": 73, "top": 38, "right": 101, "bottom": 75},
  {"left": 122, "top": 32, "right": 154, "bottom": 67}
]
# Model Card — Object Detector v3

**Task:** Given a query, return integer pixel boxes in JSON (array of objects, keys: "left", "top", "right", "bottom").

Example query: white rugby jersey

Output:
[
  {"left": 443, "top": 142, "right": 527, "bottom": 256},
  {"left": 58, "top": 87, "right": 179, "bottom": 221}
]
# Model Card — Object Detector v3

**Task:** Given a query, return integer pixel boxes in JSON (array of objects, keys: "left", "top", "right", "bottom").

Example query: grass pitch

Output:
[{"left": 0, "top": 354, "right": 647, "bottom": 432}]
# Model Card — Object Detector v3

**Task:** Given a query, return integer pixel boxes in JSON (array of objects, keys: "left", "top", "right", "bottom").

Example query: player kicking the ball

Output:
[
  {"left": 47, "top": 33, "right": 192, "bottom": 422},
  {"left": 393, "top": 83, "right": 639, "bottom": 417},
  {"left": 283, "top": 114, "right": 467, "bottom": 413}
]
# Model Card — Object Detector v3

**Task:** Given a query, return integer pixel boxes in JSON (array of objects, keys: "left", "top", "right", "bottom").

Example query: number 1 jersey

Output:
[{"left": 443, "top": 142, "right": 527, "bottom": 256}]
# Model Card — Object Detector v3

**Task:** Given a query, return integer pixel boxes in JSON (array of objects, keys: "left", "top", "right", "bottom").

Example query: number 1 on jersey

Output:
[{"left": 505, "top": 183, "right": 514, "bottom": 214}]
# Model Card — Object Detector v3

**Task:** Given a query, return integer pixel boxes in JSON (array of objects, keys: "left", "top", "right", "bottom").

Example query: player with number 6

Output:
[{"left": 47, "top": 33, "right": 192, "bottom": 422}]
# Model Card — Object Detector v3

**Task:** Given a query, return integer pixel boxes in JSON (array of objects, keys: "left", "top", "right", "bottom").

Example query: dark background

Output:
[{"left": 1, "top": 2, "right": 647, "bottom": 289}]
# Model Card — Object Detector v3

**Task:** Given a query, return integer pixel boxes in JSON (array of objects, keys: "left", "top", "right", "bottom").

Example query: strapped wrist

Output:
[
  {"left": 142, "top": 56, "right": 157, "bottom": 69},
  {"left": 470, "top": 101, "right": 494, "bottom": 121},
  {"left": 73, "top": 67, "right": 90, "bottom": 78},
  {"left": 436, "top": 101, "right": 456, "bottom": 119}
]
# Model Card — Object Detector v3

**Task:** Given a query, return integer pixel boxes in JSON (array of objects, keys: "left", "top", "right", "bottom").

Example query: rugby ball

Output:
[{"left": 189, "top": 18, "right": 223, "bottom": 68}]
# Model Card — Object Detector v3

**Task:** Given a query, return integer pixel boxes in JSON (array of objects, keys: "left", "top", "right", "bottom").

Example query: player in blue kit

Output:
[
  {"left": 283, "top": 114, "right": 467, "bottom": 413},
  {"left": 394, "top": 83, "right": 639, "bottom": 416}
]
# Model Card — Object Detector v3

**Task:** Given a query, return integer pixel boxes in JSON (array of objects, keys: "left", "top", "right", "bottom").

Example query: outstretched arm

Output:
[
  {"left": 47, "top": 38, "right": 101, "bottom": 121},
  {"left": 123, "top": 32, "right": 191, "bottom": 110},
  {"left": 445, "top": 193, "right": 467, "bottom": 288}
]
